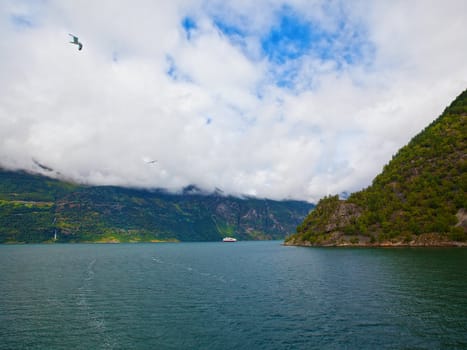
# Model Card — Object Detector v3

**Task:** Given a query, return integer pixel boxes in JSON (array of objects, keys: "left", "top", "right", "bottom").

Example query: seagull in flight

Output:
[{"left": 69, "top": 34, "right": 83, "bottom": 51}]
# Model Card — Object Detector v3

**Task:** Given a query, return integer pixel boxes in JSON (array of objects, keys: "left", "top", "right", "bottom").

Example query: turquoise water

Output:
[{"left": 1, "top": 242, "right": 466, "bottom": 349}]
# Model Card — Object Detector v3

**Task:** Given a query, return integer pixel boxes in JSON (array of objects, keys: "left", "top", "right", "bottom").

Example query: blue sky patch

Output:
[
  {"left": 165, "top": 55, "right": 178, "bottom": 79},
  {"left": 258, "top": 6, "right": 375, "bottom": 90},
  {"left": 213, "top": 17, "right": 244, "bottom": 38},
  {"left": 181, "top": 16, "right": 197, "bottom": 39},
  {"left": 165, "top": 55, "right": 192, "bottom": 83},
  {"left": 210, "top": 15, "right": 256, "bottom": 60},
  {"left": 274, "top": 65, "right": 299, "bottom": 89},
  {"left": 261, "top": 8, "right": 317, "bottom": 64},
  {"left": 260, "top": 6, "right": 375, "bottom": 66}
]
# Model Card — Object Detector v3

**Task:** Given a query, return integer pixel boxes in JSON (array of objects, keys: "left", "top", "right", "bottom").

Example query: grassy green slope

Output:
[
  {"left": 0, "top": 171, "right": 78, "bottom": 242},
  {"left": 0, "top": 170, "right": 313, "bottom": 243},
  {"left": 286, "top": 89, "right": 467, "bottom": 246}
]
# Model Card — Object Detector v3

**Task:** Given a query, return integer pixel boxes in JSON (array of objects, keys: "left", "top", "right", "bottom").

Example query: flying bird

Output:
[
  {"left": 69, "top": 34, "right": 83, "bottom": 50},
  {"left": 142, "top": 157, "right": 158, "bottom": 166}
]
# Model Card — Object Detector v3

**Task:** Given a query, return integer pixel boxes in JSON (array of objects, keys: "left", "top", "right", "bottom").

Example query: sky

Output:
[{"left": 1, "top": 0, "right": 466, "bottom": 202}]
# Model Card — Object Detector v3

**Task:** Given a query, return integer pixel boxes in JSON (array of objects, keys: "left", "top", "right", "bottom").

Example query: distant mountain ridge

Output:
[
  {"left": 286, "top": 89, "right": 467, "bottom": 246},
  {"left": 0, "top": 169, "right": 313, "bottom": 243}
]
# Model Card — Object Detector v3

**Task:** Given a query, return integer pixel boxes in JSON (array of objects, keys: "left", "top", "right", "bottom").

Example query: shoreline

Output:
[
  {"left": 284, "top": 232, "right": 467, "bottom": 248},
  {"left": 1, "top": 239, "right": 180, "bottom": 245},
  {"left": 283, "top": 241, "right": 467, "bottom": 248}
]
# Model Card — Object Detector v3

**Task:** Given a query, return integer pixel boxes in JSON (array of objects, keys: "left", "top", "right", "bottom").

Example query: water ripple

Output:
[{"left": 0, "top": 243, "right": 466, "bottom": 349}]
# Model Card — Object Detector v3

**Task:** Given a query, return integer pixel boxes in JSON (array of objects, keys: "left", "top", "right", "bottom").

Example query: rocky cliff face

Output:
[
  {"left": 286, "top": 89, "right": 467, "bottom": 247},
  {"left": 456, "top": 209, "right": 467, "bottom": 230},
  {"left": 323, "top": 202, "right": 362, "bottom": 233}
]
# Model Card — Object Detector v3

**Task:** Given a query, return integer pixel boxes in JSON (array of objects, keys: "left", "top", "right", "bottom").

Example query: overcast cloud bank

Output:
[{"left": 1, "top": 0, "right": 466, "bottom": 202}]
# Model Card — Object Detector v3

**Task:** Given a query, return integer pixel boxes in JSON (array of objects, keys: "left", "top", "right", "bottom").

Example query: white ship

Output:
[{"left": 222, "top": 237, "right": 237, "bottom": 242}]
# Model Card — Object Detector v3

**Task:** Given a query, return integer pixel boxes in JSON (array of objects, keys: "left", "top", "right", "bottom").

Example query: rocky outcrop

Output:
[
  {"left": 323, "top": 202, "right": 362, "bottom": 233},
  {"left": 287, "top": 89, "right": 467, "bottom": 247},
  {"left": 456, "top": 209, "right": 467, "bottom": 229}
]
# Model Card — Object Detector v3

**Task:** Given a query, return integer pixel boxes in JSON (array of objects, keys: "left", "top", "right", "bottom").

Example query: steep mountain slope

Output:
[
  {"left": 286, "top": 89, "right": 467, "bottom": 246},
  {"left": 0, "top": 169, "right": 313, "bottom": 243}
]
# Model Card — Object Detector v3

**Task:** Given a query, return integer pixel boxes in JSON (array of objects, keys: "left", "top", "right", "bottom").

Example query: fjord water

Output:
[{"left": 1, "top": 242, "right": 466, "bottom": 349}]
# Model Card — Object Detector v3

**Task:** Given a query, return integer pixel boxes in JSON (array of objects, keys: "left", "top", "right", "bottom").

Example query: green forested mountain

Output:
[
  {"left": 0, "top": 170, "right": 313, "bottom": 243},
  {"left": 286, "top": 89, "right": 467, "bottom": 246}
]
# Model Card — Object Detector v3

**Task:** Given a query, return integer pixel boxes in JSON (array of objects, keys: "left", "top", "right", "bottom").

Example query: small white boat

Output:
[{"left": 222, "top": 237, "right": 237, "bottom": 242}]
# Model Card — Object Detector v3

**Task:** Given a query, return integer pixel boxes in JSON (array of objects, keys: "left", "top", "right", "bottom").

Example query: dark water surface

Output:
[{"left": 1, "top": 242, "right": 466, "bottom": 349}]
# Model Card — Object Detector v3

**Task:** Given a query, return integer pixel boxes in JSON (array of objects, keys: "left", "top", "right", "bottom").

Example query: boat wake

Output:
[
  {"left": 77, "top": 258, "right": 117, "bottom": 349},
  {"left": 151, "top": 255, "right": 230, "bottom": 284}
]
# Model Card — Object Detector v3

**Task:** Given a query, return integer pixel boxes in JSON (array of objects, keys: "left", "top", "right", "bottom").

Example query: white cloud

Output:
[{"left": 0, "top": 0, "right": 466, "bottom": 202}]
